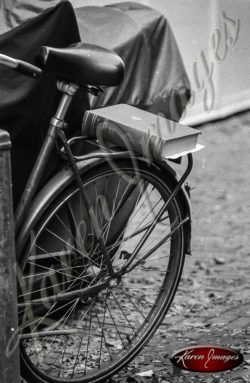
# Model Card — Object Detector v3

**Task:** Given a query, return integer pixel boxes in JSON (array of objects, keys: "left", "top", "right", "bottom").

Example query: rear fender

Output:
[{"left": 16, "top": 156, "right": 192, "bottom": 257}]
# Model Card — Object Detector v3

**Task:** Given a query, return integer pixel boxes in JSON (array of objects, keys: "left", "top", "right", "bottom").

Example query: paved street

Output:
[{"left": 112, "top": 110, "right": 250, "bottom": 383}]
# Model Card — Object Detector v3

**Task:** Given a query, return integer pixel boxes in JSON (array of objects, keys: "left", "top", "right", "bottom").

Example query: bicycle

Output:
[{"left": 0, "top": 42, "right": 194, "bottom": 383}]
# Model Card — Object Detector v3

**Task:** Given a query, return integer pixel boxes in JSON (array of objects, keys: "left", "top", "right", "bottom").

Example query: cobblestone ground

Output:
[{"left": 112, "top": 111, "right": 250, "bottom": 383}]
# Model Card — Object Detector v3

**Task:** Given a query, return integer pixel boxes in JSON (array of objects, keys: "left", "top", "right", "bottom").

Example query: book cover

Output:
[{"left": 82, "top": 104, "right": 201, "bottom": 160}]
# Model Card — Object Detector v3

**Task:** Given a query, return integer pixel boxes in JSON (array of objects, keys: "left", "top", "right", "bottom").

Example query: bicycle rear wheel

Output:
[{"left": 18, "top": 159, "right": 187, "bottom": 383}]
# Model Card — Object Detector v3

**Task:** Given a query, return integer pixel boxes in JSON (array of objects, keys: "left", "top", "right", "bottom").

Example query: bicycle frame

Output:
[
  {"left": 14, "top": 81, "right": 78, "bottom": 233},
  {"left": 14, "top": 79, "right": 194, "bottom": 279}
]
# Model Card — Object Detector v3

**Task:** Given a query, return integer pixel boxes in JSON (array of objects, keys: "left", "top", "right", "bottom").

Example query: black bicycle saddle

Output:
[{"left": 38, "top": 42, "right": 125, "bottom": 87}]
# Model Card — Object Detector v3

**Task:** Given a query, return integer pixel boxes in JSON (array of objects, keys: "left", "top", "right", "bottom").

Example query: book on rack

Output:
[{"left": 82, "top": 104, "right": 201, "bottom": 161}]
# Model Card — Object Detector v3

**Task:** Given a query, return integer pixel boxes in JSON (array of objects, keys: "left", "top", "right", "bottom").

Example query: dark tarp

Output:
[
  {"left": 1, "top": 0, "right": 191, "bottom": 122},
  {"left": 0, "top": 0, "right": 58, "bottom": 35},
  {"left": 75, "top": 2, "right": 191, "bottom": 121},
  {"left": 0, "top": 0, "right": 190, "bottom": 208},
  {"left": 0, "top": 1, "right": 90, "bottom": 207}
]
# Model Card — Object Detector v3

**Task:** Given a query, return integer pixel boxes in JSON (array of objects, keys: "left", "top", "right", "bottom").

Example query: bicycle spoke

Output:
[
  {"left": 98, "top": 288, "right": 109, "bottom": 369},
  {"left": 71, "top": 329, "right": 84, "bottom": 378},
  {"left": 97, "top": 180, "right": 153, "bottom": 267},
  {"left": 19, "top": 260, "right": 91, "bottom": 298},
  {"left": 102, "top": 289, "right": 127, "bottom": 350},
  {"left": 103, "top": 176, "right": 122, "bottom": 243},
  {"left": 84, "top": 305, "right": 94, "bottom": 373},
  {"left": 109, "top": 289, "right": 136, "bottom": 335},
  {"left": 104, "top": 179, "right": 148, "bottom": 255},
  {"left": 91, "top": 297, "right": 113, "bottom": 363},
  {"left": 44, "top": 227, "right": 92, "bottom": 262},
  {"left": 116, "top": 285, "right": 147, "bottom": 321}
]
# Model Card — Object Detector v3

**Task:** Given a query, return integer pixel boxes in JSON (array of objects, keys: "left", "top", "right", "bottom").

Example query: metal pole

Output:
[{"left": 0, "top": 130, "right": 20, "bottom": 383}]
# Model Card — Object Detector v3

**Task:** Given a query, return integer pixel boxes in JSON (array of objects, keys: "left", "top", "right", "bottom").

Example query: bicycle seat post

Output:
[{"left": 53, "top": 80, "right": 79, "bottom": 123}]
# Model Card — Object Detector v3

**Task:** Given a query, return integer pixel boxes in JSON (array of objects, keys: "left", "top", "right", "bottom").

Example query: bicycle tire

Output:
[{"left": 18, "top": 159, "right": 187, "bottom": 383}]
